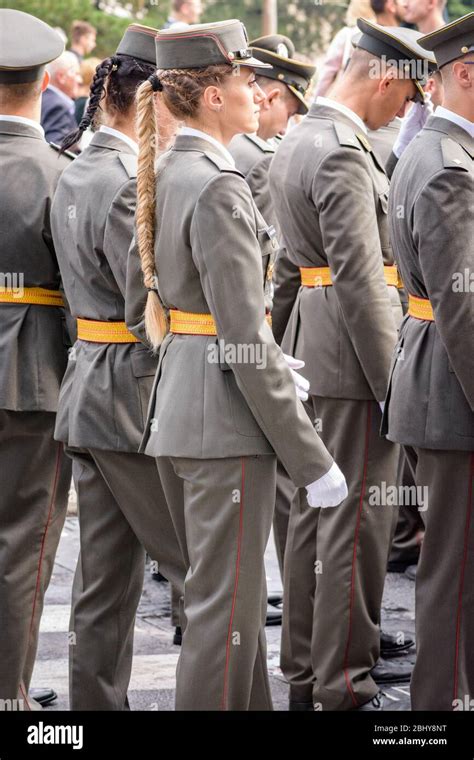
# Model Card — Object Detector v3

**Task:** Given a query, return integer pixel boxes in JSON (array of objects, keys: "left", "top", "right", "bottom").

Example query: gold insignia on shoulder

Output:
[{"left": 356, "top": 133, "right": 372, "bottom": 152}]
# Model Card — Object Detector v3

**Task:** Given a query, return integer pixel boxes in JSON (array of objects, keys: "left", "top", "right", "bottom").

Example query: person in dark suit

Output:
[{"left": 41, "top": 51, "right": 81, "bottom": 146}]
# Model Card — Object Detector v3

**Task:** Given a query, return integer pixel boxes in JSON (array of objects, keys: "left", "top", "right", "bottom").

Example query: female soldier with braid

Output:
[
  {"left": 127, "top": 20, "right": 348, "bottom": 711},
  {"left": 50, "top": 25, "right": 186, "bottom": 710}
]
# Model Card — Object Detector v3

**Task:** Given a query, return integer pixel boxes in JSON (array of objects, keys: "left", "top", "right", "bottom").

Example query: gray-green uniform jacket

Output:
[
  {"left": 228, "top": 132, "right": 302, "bottom": 347},
  {"left": 126, "top": 134, "right": 334, "bottom": 487},
  {"left": 269, "top": 103, "right": 402, "bottom": 402},
  {"left": 51, "top": 131, "right": 156, "bottom": 452},
  {"left": 383, "top": 115, "right": 474, "bottom": 450},
  {"left": 229, "top": 133, "right": 277, "bottom": 228},
  {"left": 0, "top": 120, "right": 72, "bottom": 411}
]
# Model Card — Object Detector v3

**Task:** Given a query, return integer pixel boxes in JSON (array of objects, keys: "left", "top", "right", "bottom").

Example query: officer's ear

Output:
[
  {"left": 453, "top": 59, "right": 473, "bottom": 88},
  {"left": 265, "top": 87, "right": 282, "bottom": 107},
  {"left": 41, "top": 69, "right": 50, "bottom": 93},
  {"left": 378, "top": 68, "right": 397, "bottom": 97},
  {"left": 202, "top": 84, "right": 224, "bottom": 112}
]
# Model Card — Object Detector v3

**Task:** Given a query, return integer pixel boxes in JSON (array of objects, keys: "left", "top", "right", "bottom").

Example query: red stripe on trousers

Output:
[
  {"left": 221, "top": 458, "right": 246, "bottom": 710},
  {"left": 21, "top": 442, "right": 62, "bottom": 707},
  {"left": 343, "top": 401, "right": 372, "bottom": 707},
  {"left": 453, "top": 453, "right": 474, "bottom": 702}
]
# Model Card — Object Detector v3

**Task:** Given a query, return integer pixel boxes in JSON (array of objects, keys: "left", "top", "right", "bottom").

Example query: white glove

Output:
[
  {"left": 283, "top": 353, "right": 310, "bottom": 402},
  {"left": 393, "top": 94, "right": 434, "bottom": 158},
  {"left": 305, "top": 461, "right": 348, "bottom": 508}
]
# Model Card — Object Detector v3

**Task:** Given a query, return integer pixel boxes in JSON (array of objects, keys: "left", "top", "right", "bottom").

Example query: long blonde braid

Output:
[
  {"left": 136, "top": 76, "right": 168, "bottom": 349},
  {"left": 135, "top": 65, "right": 234, "bottom": 349}
]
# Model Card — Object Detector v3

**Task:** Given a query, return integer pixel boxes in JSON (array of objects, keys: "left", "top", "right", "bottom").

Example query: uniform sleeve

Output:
[
  {"left": 102, "top": 178, "right": 137, "bottom": 298},
  {"left": 125, "top": 235, "right": 151, "bottom": 348},
  {"left": 271, "top": 248, "right": 301, "bottom": 346},
  {"left": 191, "top": 172, "right": 333, "bottom": 487},
  {"left": 312, "top": 147, "right": 398, "bottom": 401},
  {"left": 246, "top": 153, "right": 275, "bottom": 227},
  {"left": 413, "top": 168, "right": 474, "bottom": 410}
]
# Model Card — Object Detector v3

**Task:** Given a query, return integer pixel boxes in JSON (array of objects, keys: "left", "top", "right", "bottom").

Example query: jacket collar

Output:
[
  {"left": 424, "top": 115, "right": 474, "bottom": 159},
  {"left": 88, "top": 129, "right": 137, "bottom": 156},
  {"left": 0, "top": 118, "right": 44, "bottom": 141},
  {"left": 172, "top": 133, "right": 238, "bottom": 171}
]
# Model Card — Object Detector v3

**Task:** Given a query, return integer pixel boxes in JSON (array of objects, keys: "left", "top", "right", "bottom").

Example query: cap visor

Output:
[
  {"left": 288, "top": 84, "right": 309, "bottom": 114},
  {"left": 236, "top": 56, "right": 273, "bottom": 69}
]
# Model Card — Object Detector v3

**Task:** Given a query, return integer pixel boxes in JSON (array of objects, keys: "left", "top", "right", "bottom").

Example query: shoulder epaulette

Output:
[
  {"left": 204, "top": 149, "right": 245, "bottom": 177},
  {"left": 118, "top": 152, "right": 138, "bottom": 178},
  {"left": 244, "top": 133, "right": 276, "bottom": 154},
  {"left": 333, "top": 121, "right": 362, "bottom": 150},
  {"left": 440, "top": 137, "right": 470, "bottom": 171}
]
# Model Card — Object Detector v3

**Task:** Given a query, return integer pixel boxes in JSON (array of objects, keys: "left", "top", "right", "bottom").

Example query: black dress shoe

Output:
[
  {"left": 265, "top": 605, "right": 282, "bottom": 626},
  {"left": 152, "top": 571, "right": 169, "bottom": 583},
  {"left": 356, "top": 691, "right": 385, "bottom": 711},
  {"left": 268, "top": 594, "right": 283, "bottom": 607},
  {"left": 372, "top": 659, "right": 412, "bottom": 684},
  {"left": 173, "top": 626, "right": 182, "bottom": 646},
  {"left": 289, "top": 700, "right": 314, "bottom": 711},
  {"left": 387, "top": 559, "right": 415, "bottom": 573},
  {"left": 380, "top": 629, "right": 414, "bottom": 658},
  {"left": 29, "top": 688, "right": 57, "bottom": 707}
]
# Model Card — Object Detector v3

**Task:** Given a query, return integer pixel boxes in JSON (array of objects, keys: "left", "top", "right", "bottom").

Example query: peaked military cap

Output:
[
  {"left": 115, "top": 23, "right": 158, "bottom": 65},
  {"left": 155, "top": 19, "right": 272, "bottom": 70},
  {"left": 355, "top": 19, "right": 437, "bottom": 102},
  {"left": 419, "top": 12, "right": 474, "bottom": 68},
  {"left": 249, "top": 34, "right": 316, "bottom": 114},
  {"left": 0, "top": 9, "right": 64, "bottom": 84}
]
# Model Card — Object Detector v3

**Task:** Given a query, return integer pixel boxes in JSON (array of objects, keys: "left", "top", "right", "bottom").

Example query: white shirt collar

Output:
[
  {"left": 0, "top": 114, "right": 45, "bottom": 138},
  {"left": 435, "top": 106, "right": 474, "bottom": 139},
  {"left": 315, "top": 96, "right": 368, "bottom": 135},
  {"left": 179, "top": 126, "right": 236, "bottom": 167},
  {"left": 99, "top": 125, "right": 138, "bottom": 155}
]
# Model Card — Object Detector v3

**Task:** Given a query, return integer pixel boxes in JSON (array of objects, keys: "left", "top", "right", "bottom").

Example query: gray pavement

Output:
[{"left": 33, "top": 515, "right": 415, "bottom": 711}]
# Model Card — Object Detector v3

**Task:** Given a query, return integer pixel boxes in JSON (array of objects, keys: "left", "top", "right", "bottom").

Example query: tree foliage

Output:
[{"left": 6, "top": 0, "right": 474, "bottom": 59}]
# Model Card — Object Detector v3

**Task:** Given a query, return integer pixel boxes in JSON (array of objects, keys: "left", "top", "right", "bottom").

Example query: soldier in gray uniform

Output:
[
  {"left": 0, "top": 9, "right": 73, "bottom": 711},
  {"left": 229, "top": 33, "right": 316, "bottom": 596},
  {"left": 127, "top": 19, "right": 348, "bottom": 710},
  {"left": 50, "top": 24, "right": 186, "bottom": 710},
  {"left": 269, "top": 20, "right": 434, "bottom": 711},
  {"left": 384, "top": 11, "right": 474, "bottom": 710}
]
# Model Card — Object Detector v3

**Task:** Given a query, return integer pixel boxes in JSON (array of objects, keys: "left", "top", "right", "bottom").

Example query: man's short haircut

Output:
[
  {"left": 370, "top": 0, "right": 387, "bottom": 15},
  {"left": 71, "top": 20, "right": 96, "bottom": 44},
  {"left": 0, "top": 79, "right": 43, "bottom": 107},
  {"left": 255, "top": 74, "right": 295, "bottom": 101}
]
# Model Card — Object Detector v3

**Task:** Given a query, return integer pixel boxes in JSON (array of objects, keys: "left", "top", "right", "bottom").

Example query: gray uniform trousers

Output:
[
  {"left": 157, "top": 454, "right": 277, "bottom": 711},
  {"left": 404, "top": 447, "right": 474, "bottom": 711},
  {"left": 68, "top": 448, "right": 186, "bottom": 710},
  {"left": 281, "top": 397, "right": 398, "bottom": 710},
  {"left": 0, "top": 410, "right": 71, "bottom": 709}
]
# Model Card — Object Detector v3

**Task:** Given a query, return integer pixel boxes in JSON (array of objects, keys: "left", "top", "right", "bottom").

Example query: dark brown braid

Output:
[{"left": 60, "top": 54, "right": 155, "bottom": 153}]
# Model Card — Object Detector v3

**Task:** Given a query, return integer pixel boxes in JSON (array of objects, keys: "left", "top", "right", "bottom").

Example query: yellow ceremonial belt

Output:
[
  {"left": 299, "top": 265, "right": 403, "bottom": 289},
  {"left": 0, "top": 287, "right": 64, "bottom": 306},
  {"left": 169, "top": 309, "right": 272, "bottom": 336},
  {"left": 77, "top": 318, "right": 140, "bottom": 343},
  {"left": 407, "top": 295, "right": 434, "bottom": 322}
]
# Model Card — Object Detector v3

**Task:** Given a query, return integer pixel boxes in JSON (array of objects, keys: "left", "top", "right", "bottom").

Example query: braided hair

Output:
[
  {"left": 135, "top": 65, "right": 234, "bottom": 349},
  {"left": 60, "top": 54, "right": 156, "bottom": 153}
]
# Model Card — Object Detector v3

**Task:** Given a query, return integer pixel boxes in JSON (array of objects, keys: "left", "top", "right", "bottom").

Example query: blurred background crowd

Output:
[{"left": 6, "top": 0, "right": 473, "bottom": 148}]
